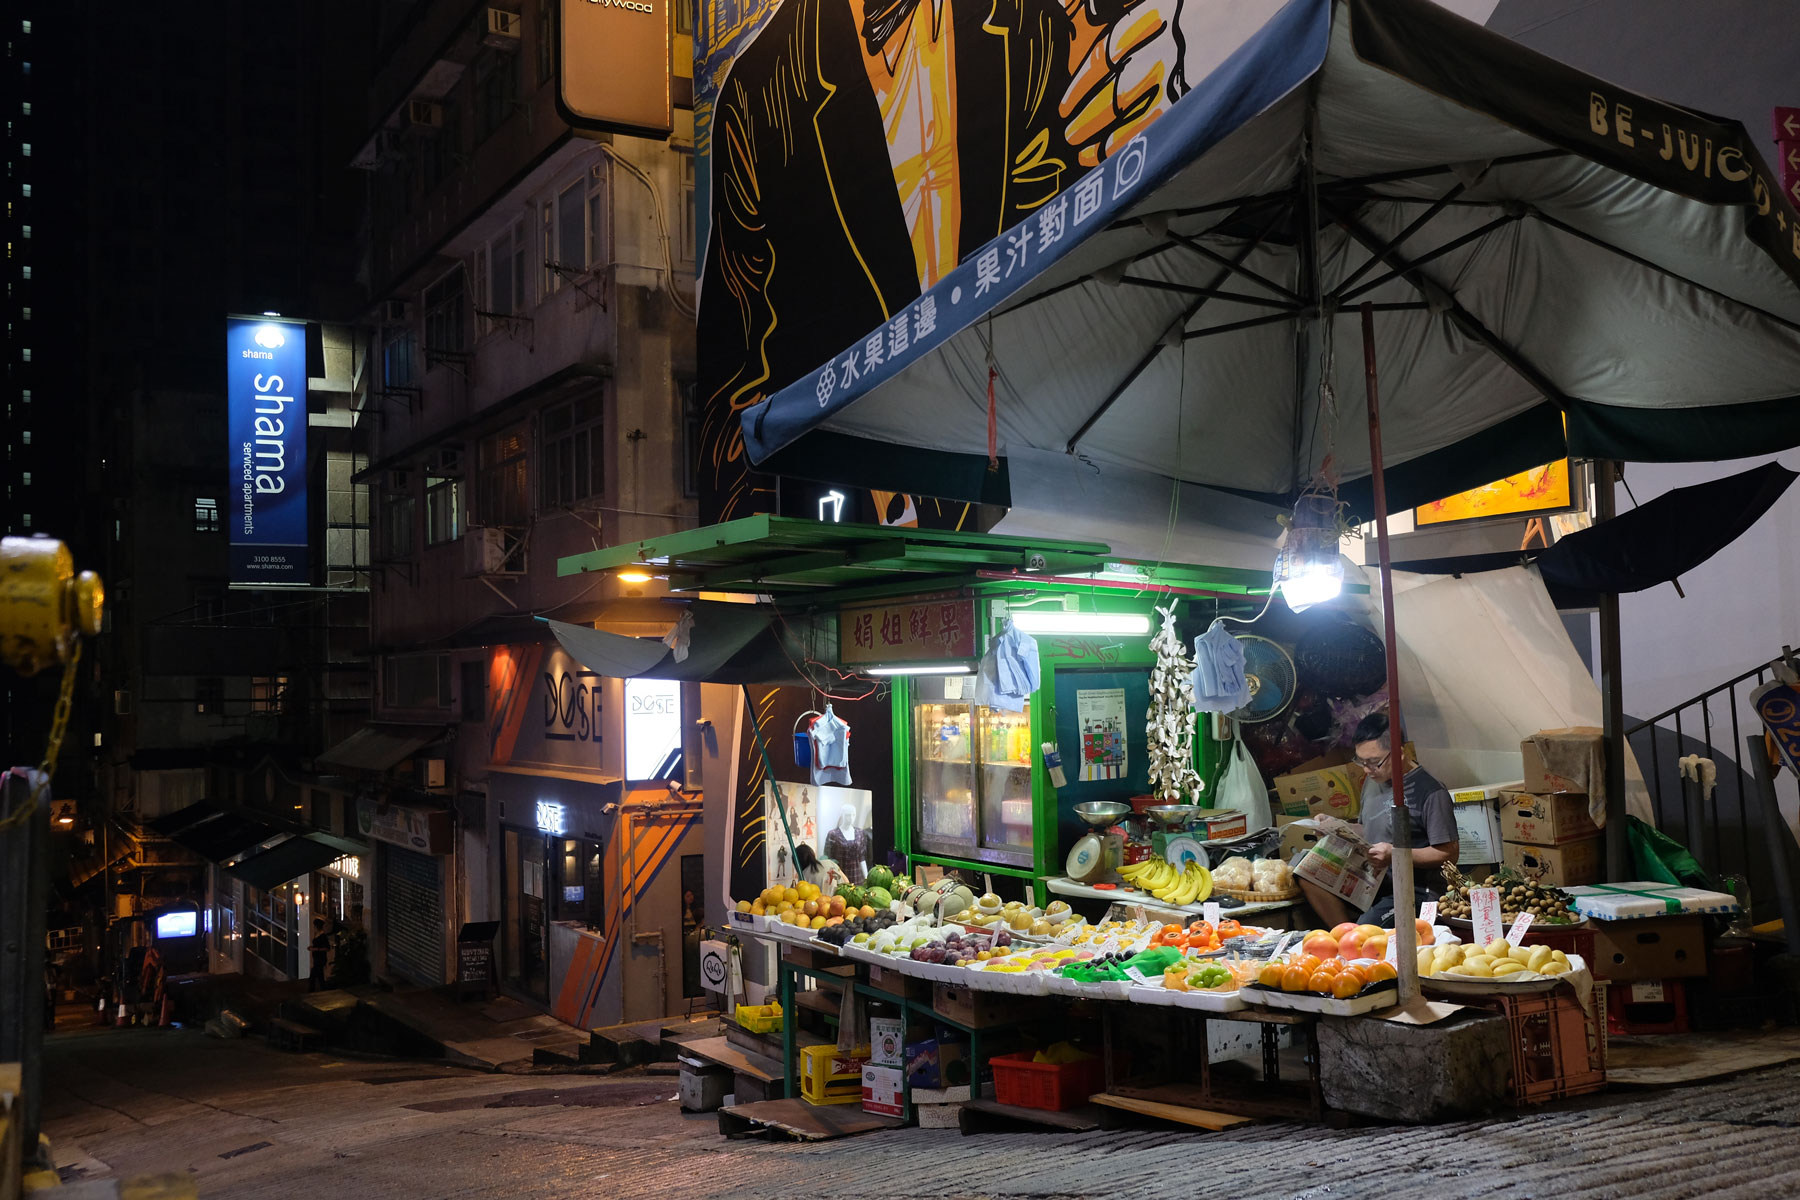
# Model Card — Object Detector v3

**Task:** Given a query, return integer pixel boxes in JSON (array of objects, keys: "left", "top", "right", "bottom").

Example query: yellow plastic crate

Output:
[
  {"left": 735, "top": 1002, "right": 783, "bottom": 1034},
  {"left": 799, "top": 1043, "right": 869, "bottom": 1106}
]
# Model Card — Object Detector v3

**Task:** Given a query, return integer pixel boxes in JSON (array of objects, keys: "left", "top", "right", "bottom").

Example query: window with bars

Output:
[
  {"left": 479, "top": 220, "right": 528, "bottom": 329},
  {"left": 425, "top": 474, "right": 462, "bottom": 544},
  {"left": 539, "top": 394, "right": 603, "bottom": 508},
  {"left": 473, "top": 46, "right": 521, "bottom": 143},
  {"left": 384, "top": 326, "right": 417, "bottom": 387},
  {"left": 251, "top": 675, "right": 289, "bottom": 714},
  {"left": 475, "top": 427, "right": 528, "bottom": 526},
  {"left": 422, "top": 95, "right": 463, "bottom": 188},
  {"left": 382, "top": 491, "right": 416, "bottom": 559},
  {"left": 194, "top": 496, "right": 219, "bottom": 533},
  {"left": 680, "top": 381, "right": 700, "bottom": 499},
  {"left": 195, "top": 676, "right": 225, "bottom": 715},
  {"left": 541, "top": 166, "right": 606, "bottom": 295},
  {"left": 424, "top": 267, "right": 468, "bottom": 355},
  {"left": 676, "top": 150, "right": 696, "bottom": 264}
]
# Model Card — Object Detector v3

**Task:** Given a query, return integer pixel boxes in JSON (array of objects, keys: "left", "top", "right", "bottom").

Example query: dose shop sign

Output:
[{"left": 226, "top": 316, "right": 309, "bottom": 583}]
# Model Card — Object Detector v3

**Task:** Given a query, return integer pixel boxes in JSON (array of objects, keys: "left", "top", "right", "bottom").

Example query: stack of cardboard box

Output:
[{"left": 1500, "top": 731, "right": 1606, "bottom": 887}]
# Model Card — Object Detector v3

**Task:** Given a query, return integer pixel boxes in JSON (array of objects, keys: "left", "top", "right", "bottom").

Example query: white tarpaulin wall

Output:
[{"left": 1351, "top": 563, "right": 1652, "bottom": 822}]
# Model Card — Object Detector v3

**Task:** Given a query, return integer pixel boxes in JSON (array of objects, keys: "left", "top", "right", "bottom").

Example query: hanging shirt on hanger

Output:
[
  {"left": 810, "top": 705, "right": 852, "bottom": 785},
  {"left": 1191, "top": 619, "right": 1251, "bottom": 712},
  {"left": 973, "top": 618, "right": 1039, "bottom": 712}
]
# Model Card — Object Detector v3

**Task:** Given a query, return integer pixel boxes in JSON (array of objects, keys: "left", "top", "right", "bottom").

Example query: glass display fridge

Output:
[{"left": 908, "top": 673, "right": 1035, "bottom": 869}]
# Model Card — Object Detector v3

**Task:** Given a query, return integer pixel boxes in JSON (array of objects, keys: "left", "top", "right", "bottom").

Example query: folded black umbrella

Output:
[{"left": 1392, "top": 462, "right": 1797, "bottom": 607}]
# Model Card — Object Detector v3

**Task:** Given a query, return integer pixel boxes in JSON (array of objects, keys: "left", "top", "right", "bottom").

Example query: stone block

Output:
[{"left": 1318, "top": 1010, "right": 1510, "bottom": 1122}]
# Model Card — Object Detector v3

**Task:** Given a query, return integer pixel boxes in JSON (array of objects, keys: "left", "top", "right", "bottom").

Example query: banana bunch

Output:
[
  {"left": 1118, "top": 857, "right": 1212, "bottom": 906},
  {"left": 1419, "top": 938, "right": 1573, "bottom": 980}
]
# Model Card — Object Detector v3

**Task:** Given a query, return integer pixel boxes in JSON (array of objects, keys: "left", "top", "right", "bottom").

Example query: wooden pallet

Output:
[
  {"left": 717, "top": 1097, "right": 904, "bottom": 1141},
  {"left": 957, "top": 1098, "right": 1104, "bottom": 1134},
  {"left": 1090, "top": 1086, "right": 1257, "bottom": 1131}
]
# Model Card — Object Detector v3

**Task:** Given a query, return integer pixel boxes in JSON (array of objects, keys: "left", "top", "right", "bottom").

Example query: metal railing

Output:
[{"left": 1625, "top": 653, "right": 1791, "bottom": 904}]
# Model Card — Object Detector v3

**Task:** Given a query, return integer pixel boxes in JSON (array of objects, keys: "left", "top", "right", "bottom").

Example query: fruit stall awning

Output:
[{"left": 729, "top": 0, "right": 1800, "bottom": 517}]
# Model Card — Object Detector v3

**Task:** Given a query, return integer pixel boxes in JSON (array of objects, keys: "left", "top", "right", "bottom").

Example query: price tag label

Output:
[
  {"left": 1470, "top": 887, "right": 1504, "bottom": 946},
  {"left": 1385, "top": 931, "right": 1399, "bottom": 962},
  {"left": 1130, "top": 904, "right": 1148, "bottom": 925},
  {"left": 1629, "top": 980, "right": 1665, "bottom": 1002},
  {"left": 1419, "top": 901, "right": 1437, "bottom": 925},
  {"left": 1505, "top": 912, "right": 1534, "bottom": 947},
  {"left": 1203, "top": 902, "right": 1222, "bottom": 926},
  {"left": 1270, "top": 931, "right": 1297, "bottom": 959},
  {"left": 1123, "top": 966, "right": 1150, "bottom": 984}
]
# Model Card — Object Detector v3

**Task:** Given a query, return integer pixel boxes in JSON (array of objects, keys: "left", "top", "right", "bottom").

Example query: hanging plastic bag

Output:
[
  {"left": 1215, "top": 731, "right": 1273, "bottom": 833},
  {"left": 1627, "top": 815, "right": 1712, "bottom": 888}
]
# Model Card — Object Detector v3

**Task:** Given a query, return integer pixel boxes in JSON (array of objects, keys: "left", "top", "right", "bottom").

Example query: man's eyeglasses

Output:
[{"left": 1354, "top": 750, "right": 1391, "bottom": 769}]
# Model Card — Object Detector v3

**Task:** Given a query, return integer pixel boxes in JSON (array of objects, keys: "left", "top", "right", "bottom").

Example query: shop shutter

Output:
[{"left": 383, "top": 845, "right": 446, "bottom": 986}]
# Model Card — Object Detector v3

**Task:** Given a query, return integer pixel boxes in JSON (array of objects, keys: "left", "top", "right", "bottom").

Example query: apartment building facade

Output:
[{"left": 339, "top": 0, "right": 704, "bottom": 1026}]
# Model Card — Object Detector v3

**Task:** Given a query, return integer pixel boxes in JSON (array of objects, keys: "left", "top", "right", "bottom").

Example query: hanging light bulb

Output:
[{"left": 1273, "top": 493, "right": 1344, "bottom": 613}]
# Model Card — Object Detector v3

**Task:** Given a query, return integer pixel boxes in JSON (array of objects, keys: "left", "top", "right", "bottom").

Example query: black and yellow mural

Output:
[{"left": 695, "top": 0, "right": 1303, "bottom": 520}]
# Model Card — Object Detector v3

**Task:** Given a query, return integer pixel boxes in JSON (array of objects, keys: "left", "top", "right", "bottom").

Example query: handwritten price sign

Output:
[{"left": 1470, "top": 887, "right": 1504, "bottom": 946}]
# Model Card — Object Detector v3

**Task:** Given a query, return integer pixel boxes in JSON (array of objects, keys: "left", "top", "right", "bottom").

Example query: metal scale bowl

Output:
[
  {"left": 1066, "top": 801, "right": 1132, "bottom": 882},
  {"left": 1143, "top": 804, "right": 1209, "bottom": 869}
]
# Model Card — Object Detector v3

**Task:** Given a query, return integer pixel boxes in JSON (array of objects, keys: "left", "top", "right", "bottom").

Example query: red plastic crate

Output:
[
  {"left": 1461, "top": 989, "right": 1605, "bottom": 1105},
  {"left": 989, "top": 1051, "right": 1106, "bottom": 1112},
  {"left": 1606, "top": 978, "right": 1689, "bottom": 1035}
]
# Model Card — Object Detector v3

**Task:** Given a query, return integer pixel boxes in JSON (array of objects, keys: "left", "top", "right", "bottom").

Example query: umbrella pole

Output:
[
  {"left": 1360, "top": 302, "right": 1418, "bottom": 1005},
  {"left": 1595, "top": 461, "right": 1630, "bottom": 880}
]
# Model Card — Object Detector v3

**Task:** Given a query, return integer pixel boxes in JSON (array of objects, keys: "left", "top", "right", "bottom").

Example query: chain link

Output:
[{"left": 0, "top": 641, "right": 83, "bottom": 832}]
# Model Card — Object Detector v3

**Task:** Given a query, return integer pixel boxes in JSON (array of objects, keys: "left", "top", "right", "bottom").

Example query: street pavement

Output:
[{"left": 42, "top": 1021, "right": 1800, "bottom": 1199}]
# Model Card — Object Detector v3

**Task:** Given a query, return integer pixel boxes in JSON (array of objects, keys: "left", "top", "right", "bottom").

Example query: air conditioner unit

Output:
[
  {"left": 384, "top": 298, "right": 411, "bottom": 322},
  {"left": 484, "top": 8, "right": 523, "bottom": 48},
  {"left": 405, "top": 99, "right": 443, "bottom": 133},
  {"left": 422, "top": 758, "right": 447, "bottom": 789},
  {"left": 463, "top": 527, "right": 508, "bottom": 577}
]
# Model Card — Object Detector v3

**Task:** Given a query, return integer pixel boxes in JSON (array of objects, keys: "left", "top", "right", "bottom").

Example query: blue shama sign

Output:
[{"left": 226, "top": 316, "right": 309, "bottom": 584}]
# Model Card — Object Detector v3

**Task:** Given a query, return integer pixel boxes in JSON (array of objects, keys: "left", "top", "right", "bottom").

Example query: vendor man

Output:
[{"left": 1299, "top": 712, "right": 1459, "bottom": 929}]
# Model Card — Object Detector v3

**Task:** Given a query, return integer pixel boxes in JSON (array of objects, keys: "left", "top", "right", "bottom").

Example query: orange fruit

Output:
[
  {"left": 1365, "top": 961, "right": 1398, "bottom": 983},
  {"left": 1307, "top": 969, "right": 1335, "bottom": 994},
  {"left": 1331, "top": 973, "right": 1364, "bottom": 999},
  {"left": 1258, "top": 962, "right": 1286, "bottom": 988},
  {"left": 1281, "top": 965, "right": 1310, "bottom": 992}
]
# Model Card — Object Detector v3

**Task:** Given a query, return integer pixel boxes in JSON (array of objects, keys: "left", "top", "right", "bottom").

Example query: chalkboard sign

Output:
[{"left": 456, "top": 920, "right": 500, "bottom": 999}]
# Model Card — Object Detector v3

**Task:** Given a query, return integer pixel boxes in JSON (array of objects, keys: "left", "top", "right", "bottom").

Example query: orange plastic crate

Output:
[{"left": 989, "top": 1051, "right": 1106, "bottom": 1112}]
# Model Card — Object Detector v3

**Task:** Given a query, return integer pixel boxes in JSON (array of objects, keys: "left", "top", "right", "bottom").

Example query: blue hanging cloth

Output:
[
  {"left": 974, "top": 618, "right": 1039, "bottom": 713},
  {"left": 1191, "top": 619, "right": 1251, "bottom": 713}
]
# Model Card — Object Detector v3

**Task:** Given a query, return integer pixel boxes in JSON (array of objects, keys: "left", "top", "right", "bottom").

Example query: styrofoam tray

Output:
[
  {"left": 1243, "top": 981, "right": 1398, "bottom": 1016},
  {"left": 1173, "top": 987, "right": 1247, "bottom": 1012},
  {"left": 1566, "top": 883, "right": 1739, "bottom": 919},
  {"left": 1422, "top": 955, "right": 1591, "bottom": 997},
  {"left": 1045, "top": 973, "right": 1134, "bottom": 1000},
  {"left": 961, "top": 961, "right": 1052, "bottom": 996}
]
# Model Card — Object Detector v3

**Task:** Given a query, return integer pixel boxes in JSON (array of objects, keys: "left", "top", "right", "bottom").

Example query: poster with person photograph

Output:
[{"left": 763, "top": 781, "right": 873, "bottom": 893}]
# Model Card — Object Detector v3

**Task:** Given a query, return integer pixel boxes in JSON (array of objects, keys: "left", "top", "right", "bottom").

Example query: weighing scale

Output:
[
  {"left": 1066, "top": 801, "right": 1131, "bottom": 882},
  {"left": 1145, "top": 804, "right": 1199, "bottom": 862}
]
